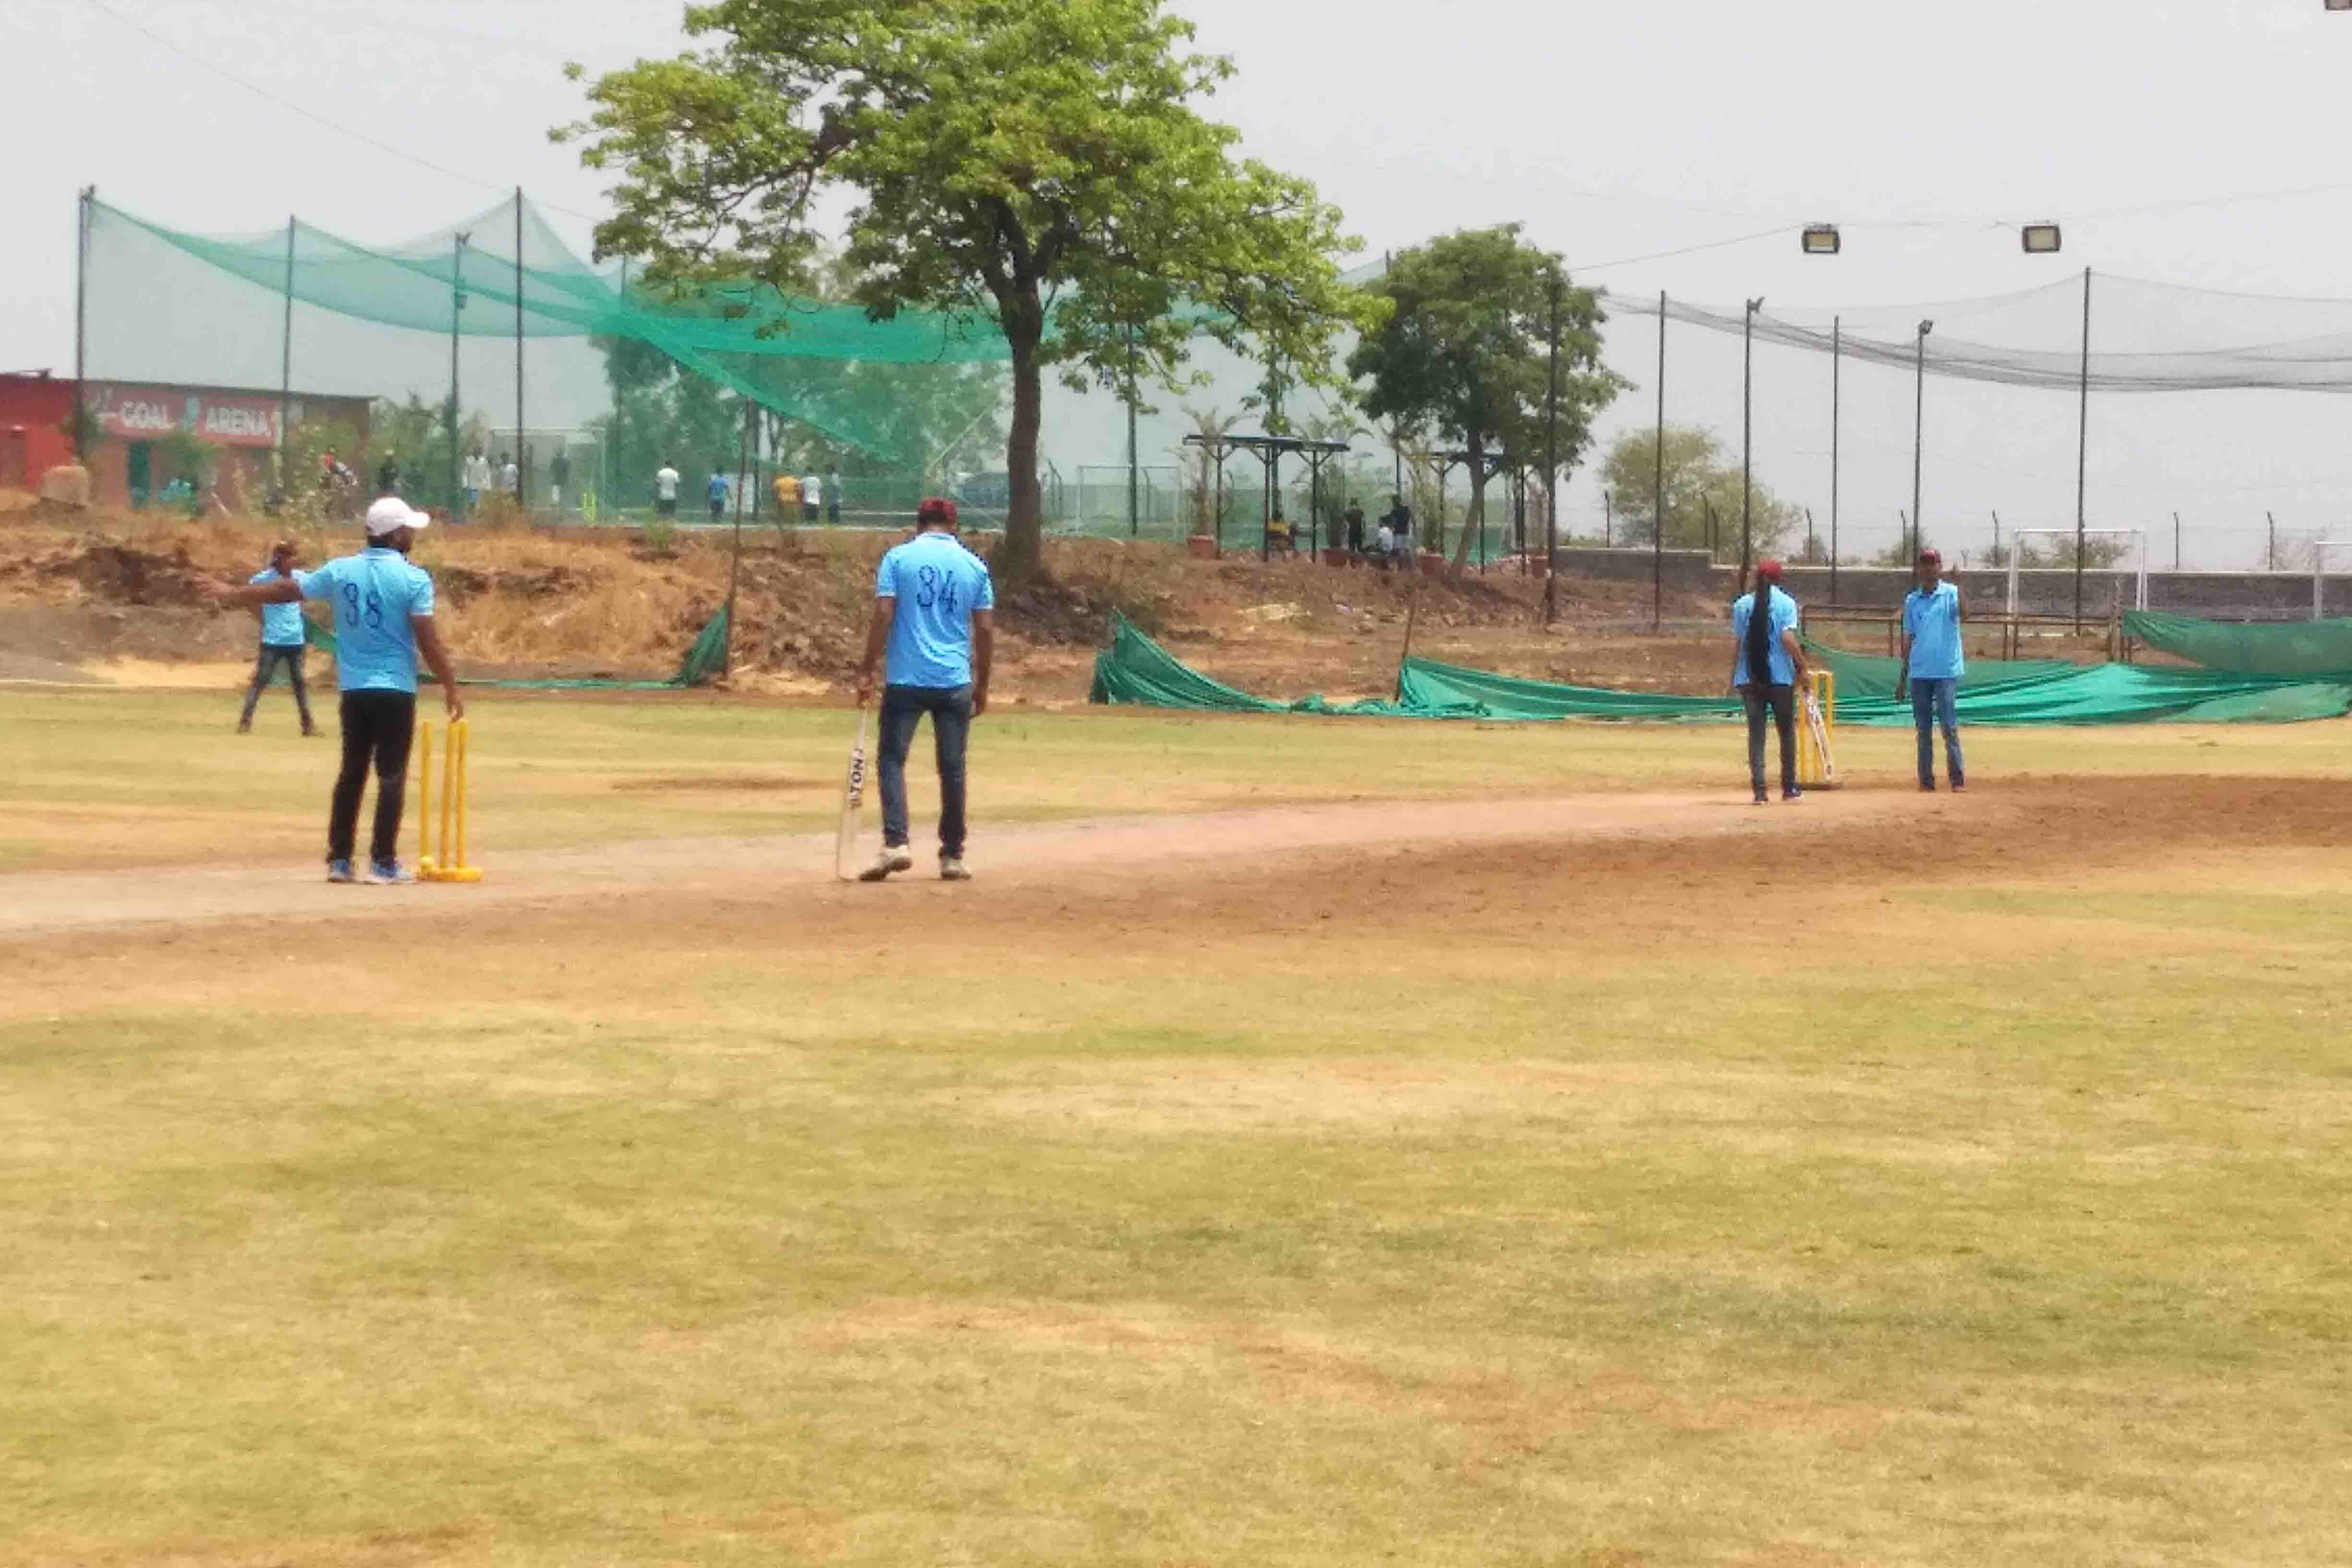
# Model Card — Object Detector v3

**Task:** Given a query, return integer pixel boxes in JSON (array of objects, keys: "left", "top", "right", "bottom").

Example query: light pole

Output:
[
  {"left": 1910, "top": 319, "right": 1932, "bottom": 567},
  {"left": 1543, "top": 266, "right": 1562, "bottom": 623},
  {"left": 1741, "top": 297, "right": 1762, "bottom": 594}
]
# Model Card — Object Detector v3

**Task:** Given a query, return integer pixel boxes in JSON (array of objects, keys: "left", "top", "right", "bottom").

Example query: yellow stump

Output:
[
  {"left": 1797, "top": 669, "right": 1839, "bottom": 788},
  {"left": 416, "top": 718, "right": 485, "bottom": 882}
]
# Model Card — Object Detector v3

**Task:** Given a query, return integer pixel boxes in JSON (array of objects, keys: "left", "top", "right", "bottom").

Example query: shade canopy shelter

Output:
[{"left": 1189, "top": 432, "right": 1351, "bottom": 559}]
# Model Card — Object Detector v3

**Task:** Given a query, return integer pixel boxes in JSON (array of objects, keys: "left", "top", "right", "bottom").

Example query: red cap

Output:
[
  {"left": 1918, "top": 547, "right": 1942, "bottom": 564},
  {"left": 1755, "top": 558, "right": 1784, "bottom": 581},
  {"left": 917, "top": 496, "right": 958, "bottom": 527}
]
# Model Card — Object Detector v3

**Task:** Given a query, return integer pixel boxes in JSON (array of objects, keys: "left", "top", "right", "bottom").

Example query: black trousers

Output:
[
  {"left": 329, "top": 690, "right": 416, "bottom": 865},
  {"left": 1740, "top": 683, "right": 1797, "bottom": 795},
  {"left": 239, "top": 644, "right": 314, "bottom": 729}
]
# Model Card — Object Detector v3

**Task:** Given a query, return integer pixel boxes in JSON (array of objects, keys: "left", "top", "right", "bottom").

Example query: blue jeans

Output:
[
  {"left": 878, "top": 684, "right": 974, "bottom": 857},
  {"left": 239, "top": 643, "right": 314, "bottom": 730},
  {"left": 1740, "top": 683, "right": 1796, "bottom": 795},
  {"left": 1911, "top": 677, "right": 1964, "bottom": 787}
]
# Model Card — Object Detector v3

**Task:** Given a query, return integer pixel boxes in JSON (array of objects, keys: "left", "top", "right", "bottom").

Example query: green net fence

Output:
[
  {"left": 83, "top": 194, "right": 1020, "bottom": 527},
  {"left": 1092, "top": 613, "right": 2352, "bottom": 725}
]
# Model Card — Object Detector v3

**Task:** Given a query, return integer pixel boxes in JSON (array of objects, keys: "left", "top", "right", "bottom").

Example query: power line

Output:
[
  {"left": 71, "top": 0, "right": 606, "bottom": 225},
  {"left": 1573, "top": 227, "right": 1802, "bottom": 275}
]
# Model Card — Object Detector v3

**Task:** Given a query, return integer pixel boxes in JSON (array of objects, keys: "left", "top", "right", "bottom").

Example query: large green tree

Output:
[
  {"left": 1347, "top": 226, "right": 1621, "bottom": 579},
  {"left": 1600, "top": 425, "right": 1801, "bottom": 559},
  {"left": 557, "top": 0, "right": 1375, "bottom": 580}
]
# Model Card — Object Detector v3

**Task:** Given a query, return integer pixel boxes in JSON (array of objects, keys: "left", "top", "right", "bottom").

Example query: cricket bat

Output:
[
  {"left": 1802, "top": 681, "right": 1839, "bottom": 787},
  {"left": 834, "top": 707, "right": 871, "bottom": 882}
]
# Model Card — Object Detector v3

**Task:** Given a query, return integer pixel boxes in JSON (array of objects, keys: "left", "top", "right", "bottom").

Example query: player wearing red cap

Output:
[
  {"left": 1900, "top": 548, "right": 1967, "bottom": 792},
  {"left": 853, "top": 497, "right": 995, "bottom": 880},
  {"left": 1731, "top": 559, "right": 1811, "bottom": 804}
]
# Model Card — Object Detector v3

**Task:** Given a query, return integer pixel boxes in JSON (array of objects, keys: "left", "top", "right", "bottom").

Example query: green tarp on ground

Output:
[
  {"left": 1091, "top": 613, "right": 2352, "bottom": 726},
  {"left": 2122, "top": 610, "right": 2352, "bottom": 680},
  {"left": 1087, "top": 613, "right": 1462, "bottom": 717}
]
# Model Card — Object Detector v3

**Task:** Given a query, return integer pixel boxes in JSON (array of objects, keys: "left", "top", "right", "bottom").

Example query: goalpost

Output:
[
  {"left": 2006, "top": 528, "right": 2148, "bottom": 618},
  {"left": 2314, "top": 542, "right": 2352, "bottom": 621}
]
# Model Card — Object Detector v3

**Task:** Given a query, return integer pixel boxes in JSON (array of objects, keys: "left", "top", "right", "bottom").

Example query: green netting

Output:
[
  {"left": 305, "top": 607, "right": 727, "bottom": 691},
  {"left": 2122, "top": 610, "right": 2352, "bottom": 678},
  {"left": 1092, "top": 613, "right": 2352, "bottom": 726},
  {"left": 96, "top": 195, "right": 1009, "bottom": 463}
]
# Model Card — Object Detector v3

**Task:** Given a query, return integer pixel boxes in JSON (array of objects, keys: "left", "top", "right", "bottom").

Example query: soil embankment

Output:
[{"left": 0, "top": 502, "right": 1767, "bottom": 700}]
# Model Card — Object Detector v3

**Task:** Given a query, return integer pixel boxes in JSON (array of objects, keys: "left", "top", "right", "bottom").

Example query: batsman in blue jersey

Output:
[
  {"left": 205, "top": 497, "right": 463, "bottom": 884},
  {"left": 853, "top": 497, "right": 995, "bottom": 882}
]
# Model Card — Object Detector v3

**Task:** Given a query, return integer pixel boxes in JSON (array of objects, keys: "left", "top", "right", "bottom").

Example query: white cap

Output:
[{"left": 365, "top": 496, "right": 432, "bottom": 537}]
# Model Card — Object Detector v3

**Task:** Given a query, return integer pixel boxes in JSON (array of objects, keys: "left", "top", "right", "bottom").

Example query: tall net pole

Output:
[
  {"left": 449, "top": 234, "right": 467, "bottom": 517},
  {"left": 1125, "top": 320, "right": 1139, "bottom": 539},
  {"left": 73, "top": 187, "right": 92, "bottom": 464},
  {"left": 513, "top": 189, "right": 526, "bottom": 506},
  {"left": 2075, "top": 267, "right": 2093, "bottom": 629},
  {"left": 1830, "top": 316, "right": 1841, "bottom": 605},
  {"left": 1543, "top": 267, "right": 1561, "bottom": 623},
  {"left": 725, "top": 398, "right": 750, "bottom": 679},
  {"left": 613, "top": 257, "right": 629, "bottom": 513},
  {"left": 1910, "top": 322, "right": 1928, "bottom": 569},
  {"left": 1740, "top": 298, "right": 1757, "bottom": 593},
  {"left": 279, "top": 218, "right": 295, "bottom": 488},
  {"left": 1651, "top": 291, "right": 1665, "bottom": 632}
]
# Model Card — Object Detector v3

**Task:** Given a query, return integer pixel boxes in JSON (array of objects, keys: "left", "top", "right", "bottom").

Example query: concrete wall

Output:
[
  {"left": 1768, "top": 566, "right": 2352, "bottom": 620},
  {"left": 1551, "top": 549, "right": 2352, "bottom": 620},
  {"left": 1553, "top": 546, "right": 1721, "bottom": 590}
]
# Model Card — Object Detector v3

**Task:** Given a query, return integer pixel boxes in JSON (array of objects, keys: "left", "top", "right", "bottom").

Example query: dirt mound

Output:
[{"left": 0, "top": 510, "right": 1741, "bottom": 695}]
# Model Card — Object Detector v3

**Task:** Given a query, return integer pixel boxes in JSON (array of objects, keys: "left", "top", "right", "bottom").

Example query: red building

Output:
[
  {"left": 0, "top": 372, "right": 75, "bottom": 494},
  {"left": 0, "top": 372, "right": 373, "bottom": 507}
]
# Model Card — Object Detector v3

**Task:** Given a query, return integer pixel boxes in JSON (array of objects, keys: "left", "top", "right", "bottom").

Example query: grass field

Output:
[{"left": 5, "top": 689, "right": 2350, "bottom": 1565}]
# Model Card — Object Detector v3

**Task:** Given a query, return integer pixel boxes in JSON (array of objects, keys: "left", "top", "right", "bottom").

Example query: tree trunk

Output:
[
  {"left": 996, "top": 297, "right": 1048, "bottom": 584},
  {"left": 1448, "top": 435, "right": 1487, "bottom": 579}
]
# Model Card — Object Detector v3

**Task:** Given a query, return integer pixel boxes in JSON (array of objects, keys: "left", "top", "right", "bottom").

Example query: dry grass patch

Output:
[{"left": 8, "top": 710, "right": 2352, "bottom": 1564}]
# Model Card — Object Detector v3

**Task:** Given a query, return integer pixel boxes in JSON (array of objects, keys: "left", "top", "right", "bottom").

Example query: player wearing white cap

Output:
[{"left": 203, "top": 497, "right": 463, "bottom": 883}]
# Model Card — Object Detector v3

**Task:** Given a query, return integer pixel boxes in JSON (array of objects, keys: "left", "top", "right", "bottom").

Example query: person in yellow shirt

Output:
[{"left": 773, "top": 472, "right": 802, "bottom": 516}]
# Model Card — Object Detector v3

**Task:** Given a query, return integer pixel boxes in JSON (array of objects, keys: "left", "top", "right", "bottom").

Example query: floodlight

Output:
[
  {"left": 2022, "top": 223, "right": 2063, "bottom": 255},
  {"left": 1801, "top": 225, "right": 1842, "bottom": 256}
]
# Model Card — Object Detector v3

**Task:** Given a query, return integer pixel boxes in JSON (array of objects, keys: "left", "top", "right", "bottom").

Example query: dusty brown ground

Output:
[{"left": 5, "top": 773, "right": 2338, "bottom": 950}]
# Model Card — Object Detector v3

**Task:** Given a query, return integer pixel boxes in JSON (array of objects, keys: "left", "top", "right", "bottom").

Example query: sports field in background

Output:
[{"left": 5, "top": 689, "right": 2351, "bottom": 1565}]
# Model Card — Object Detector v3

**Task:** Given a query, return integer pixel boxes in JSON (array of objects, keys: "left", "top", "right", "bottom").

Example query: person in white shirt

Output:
[
  {"left": 497, "top": 453, "right": 520, "bottom": 495},
  {"left": 461, "top": 448, "right": 490, "bottom": 519},
  {"left": 800, "top": 472, "right": 822, "bottom": 524},
  {"left": 654, "top": 460, "right": 681, "bottom": 520}
]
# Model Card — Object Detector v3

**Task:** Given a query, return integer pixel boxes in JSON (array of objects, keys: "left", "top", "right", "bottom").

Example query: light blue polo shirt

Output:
[
  {"left": 875, "top": 531, "right": 994, "bottom": 689},
  {"left": 1903, "top": 581, "right": 1966, "bottom": 681},
  {"left": 297, "top": 547, "right": 436, "bottom": 693},
  {"left": 249, "top": 569, "right": 307, "bottom": 647},
  {"left": 1731, "top": 585, "right": 1801, "bottom": 686}
]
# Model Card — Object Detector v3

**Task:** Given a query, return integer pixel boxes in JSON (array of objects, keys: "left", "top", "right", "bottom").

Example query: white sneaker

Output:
[
  {"left": 939, "top": 856, "right": 972, "bottom": 882},
  {"left": 858, "top": 843, "right": 915, "bottom": 882}
]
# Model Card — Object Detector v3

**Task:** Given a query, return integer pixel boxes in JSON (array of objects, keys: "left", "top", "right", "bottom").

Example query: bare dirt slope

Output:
[{"left": 0, "top": 504, "right": 1774, "bottom": 702}]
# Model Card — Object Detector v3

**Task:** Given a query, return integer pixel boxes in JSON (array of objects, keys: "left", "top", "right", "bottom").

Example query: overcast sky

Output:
[{"left": 5, "top": 0, "right": 2350, "bottom": 563}]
